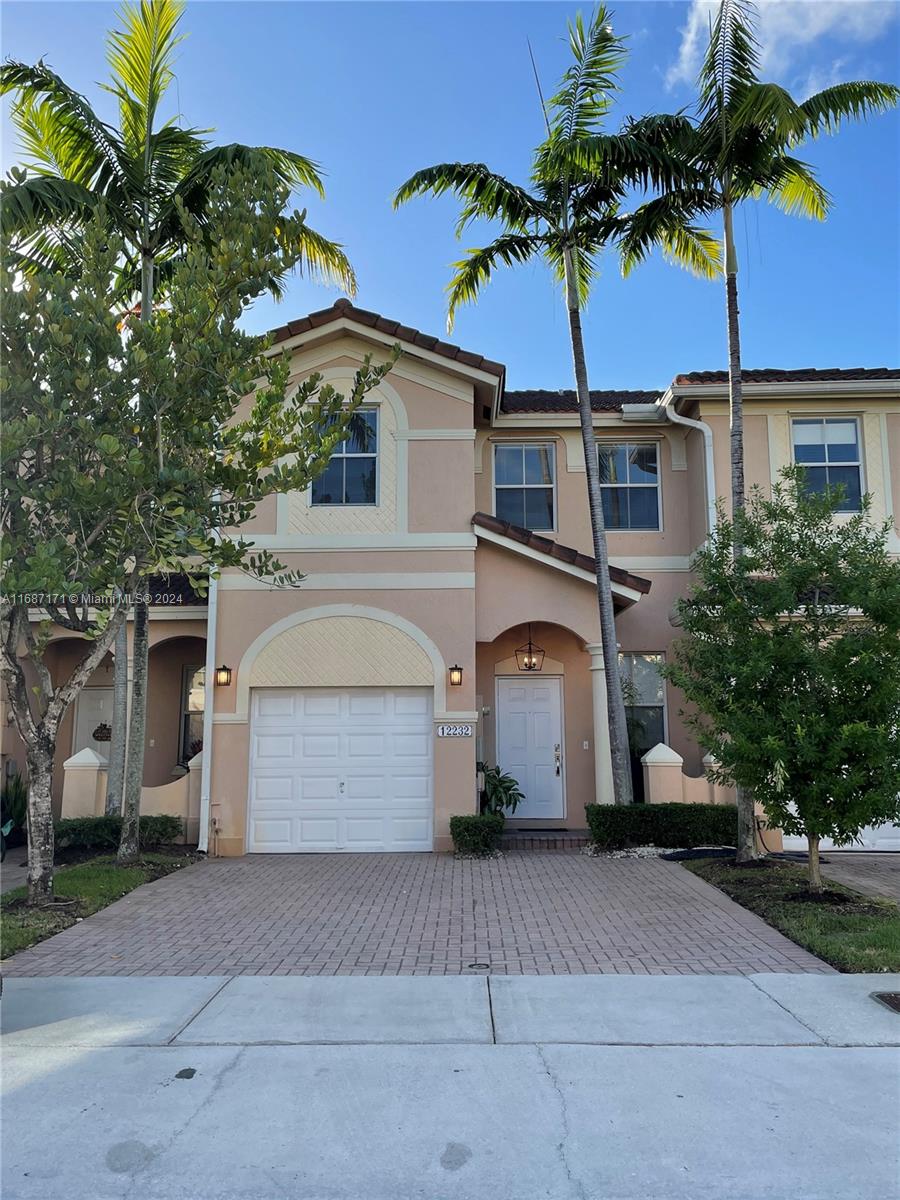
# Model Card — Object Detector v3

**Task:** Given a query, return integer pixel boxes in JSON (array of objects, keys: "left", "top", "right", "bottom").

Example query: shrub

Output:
[
  {"left": 1, "top": 771, "right": 28, "bottom": 831},
  {"left": 585, "top": 803, "right": 737, "bottom": 851},
  {"left": 450, "top": 812, "right": 505, "bottom": 855},
  {"left": 54, "top": 814, "right": 184, "bottom": 852},
  {"left": 478, "top": 762, "right": 524, "bottom": 815}
]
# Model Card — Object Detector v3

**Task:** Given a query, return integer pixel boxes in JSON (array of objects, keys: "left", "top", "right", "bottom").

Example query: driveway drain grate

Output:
[{"left": 871, "top": 992, "right": 900, "bottom": 1014}]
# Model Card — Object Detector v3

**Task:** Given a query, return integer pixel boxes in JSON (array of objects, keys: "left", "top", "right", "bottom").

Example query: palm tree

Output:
[
  {"left": 617, "top": 0, "right": 899, "bottom": 857},
  {"left": 395, "top": 8, "right": 720, "bottom": 806},
  {"left": 2, "top": 0, "right": 355, "bottom": 860}
]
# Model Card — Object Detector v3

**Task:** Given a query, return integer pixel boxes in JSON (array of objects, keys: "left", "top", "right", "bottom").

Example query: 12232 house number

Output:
[{"left": 436, "top": 724, "right": 473, "bottom": 738}]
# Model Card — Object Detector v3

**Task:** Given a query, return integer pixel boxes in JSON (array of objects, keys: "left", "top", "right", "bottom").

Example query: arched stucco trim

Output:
[
  {"left": 233, "top": 603, "right": 447, "bottom": 718},
  {"left": 278, "top": 368, "right": 410, "bottom": 535}
]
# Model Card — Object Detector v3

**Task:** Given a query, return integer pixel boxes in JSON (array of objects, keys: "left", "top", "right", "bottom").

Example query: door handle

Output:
[{"left": 554, "top": 744, "right": 561, "bottom": 776}]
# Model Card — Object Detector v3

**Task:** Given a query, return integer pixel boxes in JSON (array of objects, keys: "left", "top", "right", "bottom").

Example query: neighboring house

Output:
[{"left": 2, "top": 300, "right": 898, "bottom": 853}]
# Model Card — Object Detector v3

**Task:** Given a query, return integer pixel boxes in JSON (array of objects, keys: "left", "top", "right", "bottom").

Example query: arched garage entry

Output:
[{"left": 238, "top": 605, "right": 447, "bottom": 853}]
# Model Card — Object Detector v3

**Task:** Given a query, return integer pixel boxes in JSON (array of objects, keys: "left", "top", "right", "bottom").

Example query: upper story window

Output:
[
  {"left": 598, "top": 442, "right": 661, "bottom": 530},
  {"left": 494, "top": 443, "right": 556, "bottom": 531},
  {"left": 311, "top": 409, "right": 378, "bottom": 506},
  {"left": 791, "top": 417, "right": 862, "bottom": 512}
]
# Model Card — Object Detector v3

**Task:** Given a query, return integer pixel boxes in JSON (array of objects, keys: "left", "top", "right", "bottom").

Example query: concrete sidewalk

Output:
[{"left": 2, "top": 974, "right": 898, "bottom": 1199}]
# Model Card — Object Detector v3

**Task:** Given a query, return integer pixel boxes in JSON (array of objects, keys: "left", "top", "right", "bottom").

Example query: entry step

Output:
[{"left": 501, "top": 829, "right": 590, "bottom": 851}]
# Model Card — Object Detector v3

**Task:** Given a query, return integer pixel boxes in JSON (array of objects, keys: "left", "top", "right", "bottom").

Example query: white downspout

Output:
[
  {"left": 197, "top": 571, "right": 218, "bottom": 854},
  {"left": 660, "top": 387, "right": 718, "bottom": 537}
]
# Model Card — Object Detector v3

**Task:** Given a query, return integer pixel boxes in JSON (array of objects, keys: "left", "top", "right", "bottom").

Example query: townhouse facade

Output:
[{"left": 4, "top": 299, "right": 899, "bottom": 853}]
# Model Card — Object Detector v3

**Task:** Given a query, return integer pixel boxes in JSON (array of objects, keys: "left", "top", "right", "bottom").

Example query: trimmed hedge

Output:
[
  {"left": 450, "top": 812, "right": 505, "bottom": 855},
  {"left": 585, "top": 803, "right": 737, "bottom": 851},
  {"left": 54, "top": 814, "right": 184, "bottom": 852}
]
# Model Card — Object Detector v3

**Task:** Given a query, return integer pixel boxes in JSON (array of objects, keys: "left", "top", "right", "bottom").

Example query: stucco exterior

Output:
[{"left": 2, "top": 299, "right": 897, "bottom": 854}]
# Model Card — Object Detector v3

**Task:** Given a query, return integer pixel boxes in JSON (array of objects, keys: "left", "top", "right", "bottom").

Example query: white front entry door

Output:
[
  {"left": 248, "top": 687, "right": 433, "bottom": 853},
  {"left": 72, "top": 688, "right": 114, "bottom": 755},
  {"left": 496, "top": 677, "right": 564, "bottom": 819}
]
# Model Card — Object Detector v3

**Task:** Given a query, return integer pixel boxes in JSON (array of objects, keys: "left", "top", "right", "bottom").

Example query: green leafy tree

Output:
[
  {"left": 1, "top": 0, "right": 356, "bottom": 861},
  {"left": 1, "top": 164, "right": 395, "bottom": 901},
  {"left": 664, "top": 468, "right": 900, "bottom": 892},
  {"left": 395, "top": 7, "right": 720, "bottom": 805},
  {"left": 615, "top": 0, "right": 899, "bottom": 858}
]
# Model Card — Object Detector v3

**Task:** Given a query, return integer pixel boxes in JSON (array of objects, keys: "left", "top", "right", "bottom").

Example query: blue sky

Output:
[{"left": 3, "top": 1, "right": 899, "bottom": 389}]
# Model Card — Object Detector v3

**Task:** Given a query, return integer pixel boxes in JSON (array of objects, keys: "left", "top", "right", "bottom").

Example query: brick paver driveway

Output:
[
  {"left": 3, "top": 852, "right": 831, "bottom": 976},
  {"left": 818, "top": 852, "right": 900, "bottom": 903}
]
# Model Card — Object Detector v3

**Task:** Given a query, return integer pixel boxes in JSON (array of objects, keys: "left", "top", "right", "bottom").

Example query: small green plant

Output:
[
  {"left": 478, "top": 762, "right": 524, "bottom": 815},
  {"left": 450, "top": 813, "right": 505, "bottom": 856},
  {"left": 0, "top": 771, "right": 28, "bottom": 832},
  {"left": 54, "top": 814, "right": 184, "bottom": 853},
  {"left": 585, "top": 803, "right": 737, "bottom": 851}
]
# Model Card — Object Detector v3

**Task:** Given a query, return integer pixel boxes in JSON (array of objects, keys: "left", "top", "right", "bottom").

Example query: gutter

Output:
[{"left": 658, "top": 389, "right": 717, "bottom": 537}]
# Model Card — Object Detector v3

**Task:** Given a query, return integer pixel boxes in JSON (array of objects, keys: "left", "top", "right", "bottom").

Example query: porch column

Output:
[{"left": 585, "top": 643, "right": 614, "bottom": 805}]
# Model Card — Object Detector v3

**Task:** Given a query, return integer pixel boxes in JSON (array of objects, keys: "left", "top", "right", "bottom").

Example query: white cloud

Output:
[{"left": 666, "top": 0, "right": 899, "bottom": 91}]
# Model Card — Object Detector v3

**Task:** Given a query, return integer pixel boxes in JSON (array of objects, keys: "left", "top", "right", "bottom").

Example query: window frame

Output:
[
  {"left": 492, "top": 440, "right": 558, "bottom": 532},
  {"left": 618, "top": 651, "right": 668, "bottom": 744},
  {"left": 178, "top": 664, "right": 206, "bottom": 765},
  {"left": 790, "top": 415, "right": 864, "bottom": 513},
  {"left": 310, "top": 406, "right": 379, "bottom": 508},
  {"left": 596, "top": 440, "right": 663, "bottom": 532}
]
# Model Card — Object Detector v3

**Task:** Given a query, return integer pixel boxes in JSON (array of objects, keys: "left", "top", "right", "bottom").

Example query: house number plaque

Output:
[{"left": 436, "top": 724, "right": 473, "bottom": 738}]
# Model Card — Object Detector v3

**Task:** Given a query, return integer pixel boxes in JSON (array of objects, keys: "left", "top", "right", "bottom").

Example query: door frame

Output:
[{"left": 495, "top": 674, "right": 567, "bottom": 820}]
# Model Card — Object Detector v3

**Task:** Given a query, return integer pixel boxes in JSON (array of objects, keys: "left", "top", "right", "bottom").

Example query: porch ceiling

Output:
[{"left": 472, "top": 513, "right": 651, "bottom": 609}]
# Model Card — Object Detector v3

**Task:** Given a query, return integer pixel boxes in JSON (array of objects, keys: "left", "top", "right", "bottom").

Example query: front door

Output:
[
  {"left": 496, "top": 677, "right": 564, "bottom": 819},
  {"left": 72, "top": 688, "right": 115, "bottom": 755}
]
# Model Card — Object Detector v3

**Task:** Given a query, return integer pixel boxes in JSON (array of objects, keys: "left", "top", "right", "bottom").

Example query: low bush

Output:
[
  {"left": 585, "top": 803, "right": 737, "bottom": 851},
  {"left": 450, "top": 812, "right": 505, "bottom": 855},
  {"left": 1, "top": 771, "right": 28, "bottom": 832},
  {"left": 54, "top": 814, "right": 184, "bottom": 852}
]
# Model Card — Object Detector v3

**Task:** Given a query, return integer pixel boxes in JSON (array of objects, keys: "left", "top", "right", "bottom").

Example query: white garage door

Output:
[
  {"left": 248, "top": 687, "right": 433, "bottom": 852},
  {"left": 782, "top": 822, "right": 900, "bottom": 852}
]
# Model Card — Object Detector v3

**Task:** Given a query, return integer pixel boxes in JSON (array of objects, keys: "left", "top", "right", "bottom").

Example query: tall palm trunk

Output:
[
  {"left": 118, "top": 206, "right": 155, "bottom": 863},
  {"left": 119, "top": 577, "right": 148, "bottom": 861},
  {"left": 723, "top": 196, "right": 759, "bottom": 862},
  {"left": 563, "top": 246, "right": 633, "bottom": 805},
  {"left": 105, "top": 613, "right": 128, "bottom": 816}
]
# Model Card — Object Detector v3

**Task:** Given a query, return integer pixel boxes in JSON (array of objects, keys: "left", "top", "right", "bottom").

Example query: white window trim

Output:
[
  {"left": 619, "top": 651, "right": 669, "bottom": 744},
  {"left": 597, "top": 440, "right": 663, "bottom": 532},
  {"left": 790, "top": 415, "right": 864, "bottom": 513},
  {"left": 310, "top": 407, "right": 379, "bottom": 508},
  {"left": 492, "top": 440, "right": 558, "bottom": 532}
]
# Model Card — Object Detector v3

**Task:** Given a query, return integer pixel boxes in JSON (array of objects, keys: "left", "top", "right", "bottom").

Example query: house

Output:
[{"left": 3, "top": 299, "right": 898, "bottom": 853}]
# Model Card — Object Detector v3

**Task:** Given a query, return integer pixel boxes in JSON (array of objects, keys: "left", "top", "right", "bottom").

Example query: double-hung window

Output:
[
  {"left": 598, "top": 442, "right": 661, "bottom": 530},
  {"left": 494, "top": 443, "right": 556, "bottom": 530},
  {"left": 179, "top": 666, "right": 205, "bottom": 764},
  {"left": 791, "top": 417, "right": 862, "bottom": 512},
  {"left": 619, "top": 653, "right": 666, "bottom": 801},
  {"left": 311, "top": 409, "right": 378, "bottom": 506}
]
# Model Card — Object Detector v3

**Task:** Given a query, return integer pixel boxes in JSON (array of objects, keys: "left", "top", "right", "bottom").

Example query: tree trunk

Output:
[
  {"left": 105, "top": 613, "right": 128, "bottom": 816},
  {"left": 562, "top": 246, "right": 633, "bottom": 805},
  {"left": 24, "top": 738, "right": 55, "bottom": 904},
  {"left": 118, "top": 580, "right": 148, "bottom": 863},
  {"left": 807, "top": 834, "right": 823, "bottom": 893},
  {"left": 723, "top": 199, "right": 758, "bottom": 861}
]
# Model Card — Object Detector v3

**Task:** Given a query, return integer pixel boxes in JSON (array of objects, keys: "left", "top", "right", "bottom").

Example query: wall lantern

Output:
[
  {"left": 515, "top": 624, "right": 545, "bottom": 672},
  {"left": 214, "top": 664, "right": 233, "bottom": 687},
  {"left": 448, "top": 664, "right": 464, "bottom": 687}
]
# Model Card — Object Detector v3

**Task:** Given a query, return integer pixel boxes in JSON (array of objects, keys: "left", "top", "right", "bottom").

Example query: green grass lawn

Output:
[
  {"left": 685, "top": 857, "right": 900, "bottom": 973},
  {"left": 1, "top": 853, "right": 192, "bottom": 959}
]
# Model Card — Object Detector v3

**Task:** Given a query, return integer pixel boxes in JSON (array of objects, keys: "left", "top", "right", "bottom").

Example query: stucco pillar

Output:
[
  {"left": 61, "top": 747, "right": 108, "bottom": 818},
  {"left": 642, "top": 742, "right": 686, "bottom": 805},
  {"left": 585, "top": 643, "right": 614, "bottom": 805}
]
